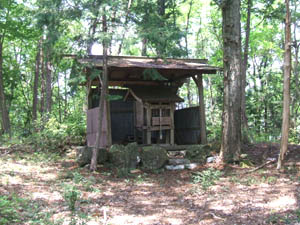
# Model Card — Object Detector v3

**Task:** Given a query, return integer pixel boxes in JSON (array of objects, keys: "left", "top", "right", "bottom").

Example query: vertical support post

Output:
[
  {"left": 87, "top": 79, "right": 92, "bottom": 110},
  {"left": 192, "top": 74, "right": 207, "bottom": 144},
  {"left": 159, "top": 104, "right": 162, "bottom": 141},
  {"left": 170, "top": 104, "right": 175, "bottom": 145},
  {"left": 133, "top": 102, "right": 137, "bottom": 141},
  {"left": 146, "top": 106, "right": 151, "bottom": 144},
  {"left": 106, "top": 87, "right": 112, "bottom": 146}
]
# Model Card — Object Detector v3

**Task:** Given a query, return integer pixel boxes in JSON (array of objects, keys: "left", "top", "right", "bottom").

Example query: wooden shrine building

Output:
[
  {"left": 124, "top": 85, "right": 183, "bottom": 145},
  {"left": 79, "top": 55, "right": 219, "bottom": 147}
]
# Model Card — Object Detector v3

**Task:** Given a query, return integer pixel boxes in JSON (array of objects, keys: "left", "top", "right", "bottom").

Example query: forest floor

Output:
[{"left": 1, "top": 143, "right": 300, "bottom": 225}]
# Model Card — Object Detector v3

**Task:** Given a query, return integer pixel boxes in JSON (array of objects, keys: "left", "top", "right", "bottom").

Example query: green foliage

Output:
[
  {"left": 143, "top": 68, "right": 167, "bottom": 81},
  {"left": 131, "top": 0, "right": 186, "bottom": 57},
  {"left": 191, "top": 168, "right": 222, "bottom": 190},
  {"left": 0, "top": 195, "right": 19, "bottom": 224},
  {"left": 0, "top": 0, "right": 300, "bottom": 151},
  {"left": 63, "top": 184, "right": 81, "bottom": 212},
  {"left": 0, "top": 194, "right": 57, "bottom": 224},
  {"left": 26, "top": 115, "right": 85, "bottom": 151}
]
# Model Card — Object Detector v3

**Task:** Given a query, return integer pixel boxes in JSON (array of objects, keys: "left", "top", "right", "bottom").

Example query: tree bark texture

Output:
[
  {"left": 277, "top": 0, "right": 291, "bottom": 170},
  {"left": 219, "top": 0, "right": 242, "bottom": 163},
  {"left": 0, "top": 40, "right": 11, "bottom": 136},
  {"left": 32, "top": 40, "right": 41, "bottom": 121},
  {"left": 241, "top": 0, "right": 252, "bottom": 143},
  {"left": 90, "top": 12, "right": 109, "bottom": 172},
  {"left": 192, "top": 75, "right": 207, "bottom": 144}
]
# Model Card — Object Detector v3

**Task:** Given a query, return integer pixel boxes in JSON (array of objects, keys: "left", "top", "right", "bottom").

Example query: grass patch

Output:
[
  {"left": 0, "top": 194, "right": 59, "bottom": 225},
  {"left": 191, "top": 168, "right": 223, "bottom": 190}
]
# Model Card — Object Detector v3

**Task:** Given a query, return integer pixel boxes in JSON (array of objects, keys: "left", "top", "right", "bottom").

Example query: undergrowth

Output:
[
  {"left": 191, "top": 168, "right": 223, "bottom": 190},
  {"left": 0, "top": 194, "right": 59, "bottom": 225}
]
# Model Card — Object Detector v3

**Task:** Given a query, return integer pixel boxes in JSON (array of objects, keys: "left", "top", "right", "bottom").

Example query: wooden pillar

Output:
[
  {"left": 146, "top": 106, "right": 151, "bottom": 144},
  {"left": 192, "top": 74, "right": 207, "bottom": 144},
  {"left": 170, "top": 104, "right": 175, "bottom": 145},
  {"left": 87, "top": 77, "right": 92, "bottom": 109},
  {"left": 159, "top": 105, "right": 162, "bottom": 141},
  {"left": 106, "top": 88, "right": 112, "bottom": 146}
]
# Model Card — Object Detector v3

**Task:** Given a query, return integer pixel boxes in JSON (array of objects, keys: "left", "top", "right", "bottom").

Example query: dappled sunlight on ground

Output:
[{"left": 1, "top": 143, "right": 300, "bottom": 224}]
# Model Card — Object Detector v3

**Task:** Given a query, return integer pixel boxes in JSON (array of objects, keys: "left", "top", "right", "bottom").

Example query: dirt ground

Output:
[{"left": 1, "top": 143, "right": 300, "bottom": 225}]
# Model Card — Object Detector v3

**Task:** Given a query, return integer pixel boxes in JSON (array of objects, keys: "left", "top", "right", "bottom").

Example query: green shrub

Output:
[
  {"left": 25, "top": 116, "right": 85, "bottom": 151},
  {"left": 63, "top": 184, "right": 81, "bottom": 212},
  {"left": 0, "top": 195, "right": 55, "bottom": 224},
  {"left": 0, "top": 196, "right": 19, "bottom": 224},
  {"left": 191, "top": 168, "right": 222, "bottom": 190}
]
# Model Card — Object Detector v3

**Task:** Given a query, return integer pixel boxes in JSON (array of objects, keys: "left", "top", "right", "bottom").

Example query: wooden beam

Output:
[
  {"left": 192, "top": 74, "right": 207, "bottom": 144},
  {"left": 146, "top": 107, "right": 151, "bottom": 144},
  {"left": 143, "top": 125, "right": 171, "bottom": 131},
  {"left": 170, "top": 104, "right": 175, "bottom": 145}
]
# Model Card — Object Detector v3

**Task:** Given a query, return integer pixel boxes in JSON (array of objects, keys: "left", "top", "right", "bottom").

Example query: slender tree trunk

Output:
[
  {"left": 192, "top": 74, "right": 207, "bottom": 144},
  {"left": 90, "top": 12, "right": 109, "bottom": 172},
  {"left": 291, "top": 2, "right": 299, "bottom": 127},
  {"left": 184, "top": 1, "right": 193, "bottom": 108},
  {"left": 40, "top": 48, "right": 45, "bottom": 117},
  {"left": 184, "top": 0, "right": 193, "bottom": 56},
  {"left": 32, "top": 40, "right": 41, "bottom": 121},
  {"left": 45, "top": 59, "right": 52, "bottom": 115},
  {"left": 57, "top": 70, "right": 62, "bottom": 123},
  {"left": 142, "top": 38, "right": 147, "bottom": 56},
  {"left": 292, "top": 43, "right": 299, "bottom": 126},
  {"left": 277, "top": 0, "right": 291, "bottom": 170},
  {"left": 158, "top": 0, "right": 166, "bottom": 17},
  {"left": 0, "top": 39, "right": 11, "bottom": 136},
  {"left": 117, "top": 0, "right": 132, "bottom": 55},
  {"left": 64, "top": 71, "right": 68, "bottom": 119},
  {"left": 241, "top": 0, "right": 252, "bottom": 143},
  {"left": 219, "top": 0, "right": 242, "bottom": 163}
]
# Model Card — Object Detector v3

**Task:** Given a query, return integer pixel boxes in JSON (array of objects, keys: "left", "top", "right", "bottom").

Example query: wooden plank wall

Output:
[
  {"left": 87, "top": 90, "right": 135, "bottom": 147},
  {"left": 174, "top": 106, "right": 200, "bottom": 145},
  {"left": 87, "top": 106, "right": 108, "bottom": 147}
]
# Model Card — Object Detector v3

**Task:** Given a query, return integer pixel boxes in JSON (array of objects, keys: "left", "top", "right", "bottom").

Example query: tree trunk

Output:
[
  {"left": 277, "top": 0, "right": 291, "bottom": 170},
  {"left": 40, "top": 47, "right": 45, "bottom": 118},
  {"left": 64, "top": 71, "right": 68, "bottom": 119},
  {"left": 90, "top": 12, "right": 109, "bottom": 172},
  {"left": 142, "top": 38, "right": 147, "bottom": 56},
  {"left": 45, "top": 60, "right": 52, "bottom": 115},
  {"left": 0, "top": 39, "right": 11, "bottom": 136},
  {"left": 158, "top": 0, "right": 166, "bottom": 17},
  {"left": 241, "top": 0, "right": 252, "bottom": 143},
  {"left": 184, "top": 0, "right": 193, "bottom": 56},
  {"left": 32, "top": 40, "right": 41, "bottom": 121},
  {"left": 57, "top": 70, "right": 62, "bottom": 123},
  {"left": 291, "top": 2, "right": 299, "bottom": 129},
  {"left": 117, "top": 0, "right": 132, "bottom": 55},
  {"left": 219, "top": 0, "right": 242, "bottom": 163},
  {"left": 192, "top": 75, "right": 207, "bottom": 144}
]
